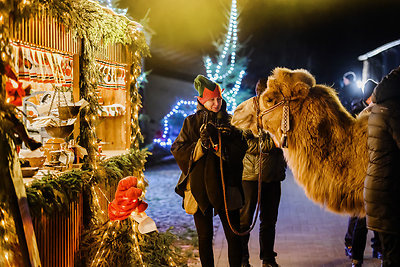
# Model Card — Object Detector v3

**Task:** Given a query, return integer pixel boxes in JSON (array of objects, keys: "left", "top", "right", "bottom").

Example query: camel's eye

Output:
[{"left": 265, "top": 98, "right": 273, "bottom": 103}]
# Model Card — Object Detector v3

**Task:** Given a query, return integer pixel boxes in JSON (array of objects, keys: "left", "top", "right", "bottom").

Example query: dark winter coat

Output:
[
  {"left": 242, "top": 131, "right": 286, "bottom": 183},
  {"left": 364, "top": 66, "right": 400, "bottom": 236},
  {"left": 171, "top": 100, "right": 247, "bottom": 213}
]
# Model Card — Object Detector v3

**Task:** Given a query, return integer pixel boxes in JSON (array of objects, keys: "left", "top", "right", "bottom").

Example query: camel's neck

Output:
[{"left": 280, "top": 94, "right": 367, "bottom": 216}]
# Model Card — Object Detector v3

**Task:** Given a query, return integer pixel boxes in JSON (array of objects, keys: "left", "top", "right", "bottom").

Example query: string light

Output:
[
  {"left": 155, "top": 0, "right": 247, "bottom": 147},
  {"left": 153, "top": 100, "right": 197, "bottom": 146},
  {"left": 0, "top": 207, "right": 20, "bottom": 265}
]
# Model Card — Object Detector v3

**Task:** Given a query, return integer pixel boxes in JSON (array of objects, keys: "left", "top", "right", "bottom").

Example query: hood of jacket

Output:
[{"left": 372, "top": 66, "right": 400, "bottom": 104}]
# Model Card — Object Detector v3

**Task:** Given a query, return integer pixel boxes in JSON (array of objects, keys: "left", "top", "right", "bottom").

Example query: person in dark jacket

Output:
[
  {"left": 344, "top": 79, "right": 382, "bottom": 267},
  {"left": 239, "top": 78, "right": 286, "bottom": 267},
  {"left": 365, "top": 66, "right": 400, "bottom": 267},
  {"left": 171, "top": 74, "right": 247, "bottom": 267},
  {"left": 350, "top": 79, "right": 378, "bottom": 115}
]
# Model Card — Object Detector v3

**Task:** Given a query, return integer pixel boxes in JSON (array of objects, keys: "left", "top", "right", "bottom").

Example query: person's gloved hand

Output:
[
  {"left": 217, "top": 123, "right": 232, "bottom": 136},
  {"left": 200, "top": 124, "right": 211, "bottom": 149},
  {"left": 206, "top": 122, "right": 219, "bottom": 145}
]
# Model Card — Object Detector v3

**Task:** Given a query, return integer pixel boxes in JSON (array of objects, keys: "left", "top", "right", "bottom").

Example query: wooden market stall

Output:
[
  {"left": 95, "top": 43, "right": 132, "bottom": 150},
  {"left": 1, "top": 0, "right": 150, "bottom": 266}
]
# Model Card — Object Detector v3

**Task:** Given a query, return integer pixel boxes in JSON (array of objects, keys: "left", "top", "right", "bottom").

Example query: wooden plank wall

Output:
[
  {"left": 95, "top": 43, "right": 131, "bottom": 150},
  {"left": 9, "top": 11, "right": 80, "bottom": 55},
  {"left": 32, "top": 195, "right": 84, "bottom": 267}
]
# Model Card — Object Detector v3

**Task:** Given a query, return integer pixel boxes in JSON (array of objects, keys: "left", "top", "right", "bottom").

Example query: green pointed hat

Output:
[{"left": 194, "top": 75, "right": 223, "bottom": 104}]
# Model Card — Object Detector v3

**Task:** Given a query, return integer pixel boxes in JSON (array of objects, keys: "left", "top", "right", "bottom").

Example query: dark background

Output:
[
  {"left": 116, "top": 0, "right": 400, "bottom": 145},
  {"left": 122, "top": 0, "right": 400, "bottom": 88}
]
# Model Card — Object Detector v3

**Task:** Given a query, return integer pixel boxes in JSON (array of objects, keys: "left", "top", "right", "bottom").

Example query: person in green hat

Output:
[{"left": 171, "top": 74, "right": 247, "bottom": 267}]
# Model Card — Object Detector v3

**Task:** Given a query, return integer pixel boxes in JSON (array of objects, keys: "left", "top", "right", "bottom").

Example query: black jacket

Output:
[
  {"left": 364, "top": 66, "right": 400, "bottom": 235},
  {"left": 171, "top": 100, "right": 247, "bottom": 213}
]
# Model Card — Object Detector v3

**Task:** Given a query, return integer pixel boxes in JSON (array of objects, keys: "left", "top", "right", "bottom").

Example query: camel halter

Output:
[{"left": 254, "top": 97, "right": 291, "bottom": 148}]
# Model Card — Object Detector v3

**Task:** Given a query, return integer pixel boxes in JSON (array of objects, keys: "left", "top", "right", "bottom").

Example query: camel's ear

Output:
[
  {"left": 290, "top": 69, "right": 316, "bottom": 100},
  {"left": 292, "top": 81, "right": 311, "bottom": 99}
]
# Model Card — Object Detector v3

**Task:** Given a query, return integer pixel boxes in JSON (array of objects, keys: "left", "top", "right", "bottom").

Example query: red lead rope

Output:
[{"left": 218, "top": 130, "right": 262, "bottom": 236}]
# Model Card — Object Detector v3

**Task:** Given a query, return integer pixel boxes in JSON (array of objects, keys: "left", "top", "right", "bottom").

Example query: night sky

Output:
[{"left": 122, "top": 0, "right": 400, "bottom": 90}]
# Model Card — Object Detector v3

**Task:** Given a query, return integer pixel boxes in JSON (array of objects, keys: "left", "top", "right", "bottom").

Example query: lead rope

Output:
[{"left": 218, "top": 127, "right": 263, "bottom": 236}]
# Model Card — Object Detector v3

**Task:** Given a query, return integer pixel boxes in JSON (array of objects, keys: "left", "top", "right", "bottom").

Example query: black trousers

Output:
[
  {"left": 194, "top": 207, "right": 242, "bottom": 267},
  {"left": 379, "top": 232, "right": 400, "bottom": 267},
  {"left": 240, "top": 180, "right": 281, "bottom": 263},
  {"left": 344, "top": 216, "right": 381, "bottom": 261}
]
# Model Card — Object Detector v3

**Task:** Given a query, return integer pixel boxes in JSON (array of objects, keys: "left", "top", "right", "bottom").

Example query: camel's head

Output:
[
  {"left": 232, "top": 67, "right": 317, "bottom": 140},
  {"left": 258, "top": 67, "right": 316, "bottom": 142}
]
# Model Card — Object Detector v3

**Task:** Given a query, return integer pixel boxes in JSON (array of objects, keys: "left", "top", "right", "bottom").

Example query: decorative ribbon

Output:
[
  {"left": 96, "top": 59, "right": 127, "bottom": 90},
  {"left": 10, "top": 41, "right": 73, "bottom": 87}
]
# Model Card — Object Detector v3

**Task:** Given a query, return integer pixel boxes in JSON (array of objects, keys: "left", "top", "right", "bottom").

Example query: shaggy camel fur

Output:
[{"left": 232, "top": 67, "right": 368, "bottom": 216}]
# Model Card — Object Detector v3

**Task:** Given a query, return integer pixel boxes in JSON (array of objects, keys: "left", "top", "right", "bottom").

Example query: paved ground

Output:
[{"left": 144, "top": 162, "right": 382, "bottom": 267}]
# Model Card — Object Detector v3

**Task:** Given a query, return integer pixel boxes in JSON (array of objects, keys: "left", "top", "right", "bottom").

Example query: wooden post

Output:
[
  {"left": 0, "top": 133, "right": 41, "bottom": 267},
  {"left": 73, "top": 53, "right": 80, "bottom": 140}
]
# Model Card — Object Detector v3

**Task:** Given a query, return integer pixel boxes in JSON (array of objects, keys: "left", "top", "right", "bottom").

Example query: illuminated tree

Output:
[
  {"left": 204, "top": 0, "right": 247, "bottom": 113},
  {"left": 154, "top": 0, "right": 248, "bottom": 146}
]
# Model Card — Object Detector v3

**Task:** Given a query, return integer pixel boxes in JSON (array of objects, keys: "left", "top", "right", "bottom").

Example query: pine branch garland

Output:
[
  {"left": 79, "top": 218, "right": 187, "bottom": 267},
  {"left": 25, "top": 149, "right": 150, "bottom": 218}
]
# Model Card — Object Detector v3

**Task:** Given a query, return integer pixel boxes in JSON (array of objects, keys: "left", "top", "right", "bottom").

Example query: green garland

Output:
[
  {"left": 79, "top": 218, "right": 187, "bottom": 267},
  {"left": 25, "top": 169, "right": 85, "bottom": 218},
  {"left": 25, "top": 148, "right": 150, "bottom": 219}
]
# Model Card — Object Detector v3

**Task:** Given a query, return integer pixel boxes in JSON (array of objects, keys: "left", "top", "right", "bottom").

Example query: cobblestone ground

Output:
[{"left": 143, "top": 161, "right": 196, "bottom": 233}]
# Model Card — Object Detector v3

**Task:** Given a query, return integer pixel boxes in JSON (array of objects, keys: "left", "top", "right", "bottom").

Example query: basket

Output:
[
  {"left": 58, "top": 106, "right": 80, "bottom": 120},
  {"left": 27, "top": 156, "right": 46, "bottom": 168},
  {"left": 21, "top": 167, "right": 39, "bottom": 177},
  {"left": 45, "top": 124, "right": 74, "bottom": 139}
]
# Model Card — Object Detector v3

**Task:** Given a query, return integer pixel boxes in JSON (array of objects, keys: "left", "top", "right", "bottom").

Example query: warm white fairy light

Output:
[
  {"left": 155, "top": 0, "right": 246, "bottom": 147},
  {"left": 91, "top": 220, "right": 112, "bottom": 267},
  {"left": 131, "top": 222, "right": 145, "bottom": 266},
  {"left": 0, "top": 207, "right": 20, "bottom": 265}
]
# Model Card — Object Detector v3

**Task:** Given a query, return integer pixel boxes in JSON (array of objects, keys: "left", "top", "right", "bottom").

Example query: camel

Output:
[{"left": 232, "top": 67, "right": 369, "bottom": 216}]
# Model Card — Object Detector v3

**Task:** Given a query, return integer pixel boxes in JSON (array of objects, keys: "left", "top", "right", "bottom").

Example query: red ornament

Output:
[{"left": 5, "top": 80, "right": 26, "bottom": 106}]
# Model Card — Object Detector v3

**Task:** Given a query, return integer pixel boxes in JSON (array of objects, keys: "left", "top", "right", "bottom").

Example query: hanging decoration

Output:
[
  {"left": 108, "top": 176, "right": 148, "bottom": 221},
  {"left": 96, "top": 59, "right": 127, "bottom": 90},
  {"left": 9, "top": 41, "right": 74, "bottom": 88},
  {"left": 154, "top": 0, "right": 248, "bottom": 147}
]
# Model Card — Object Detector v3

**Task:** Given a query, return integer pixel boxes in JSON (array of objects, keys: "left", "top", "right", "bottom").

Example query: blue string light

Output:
[{"left": 153, "top": 100, "right": 197, "bottom": 146}]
